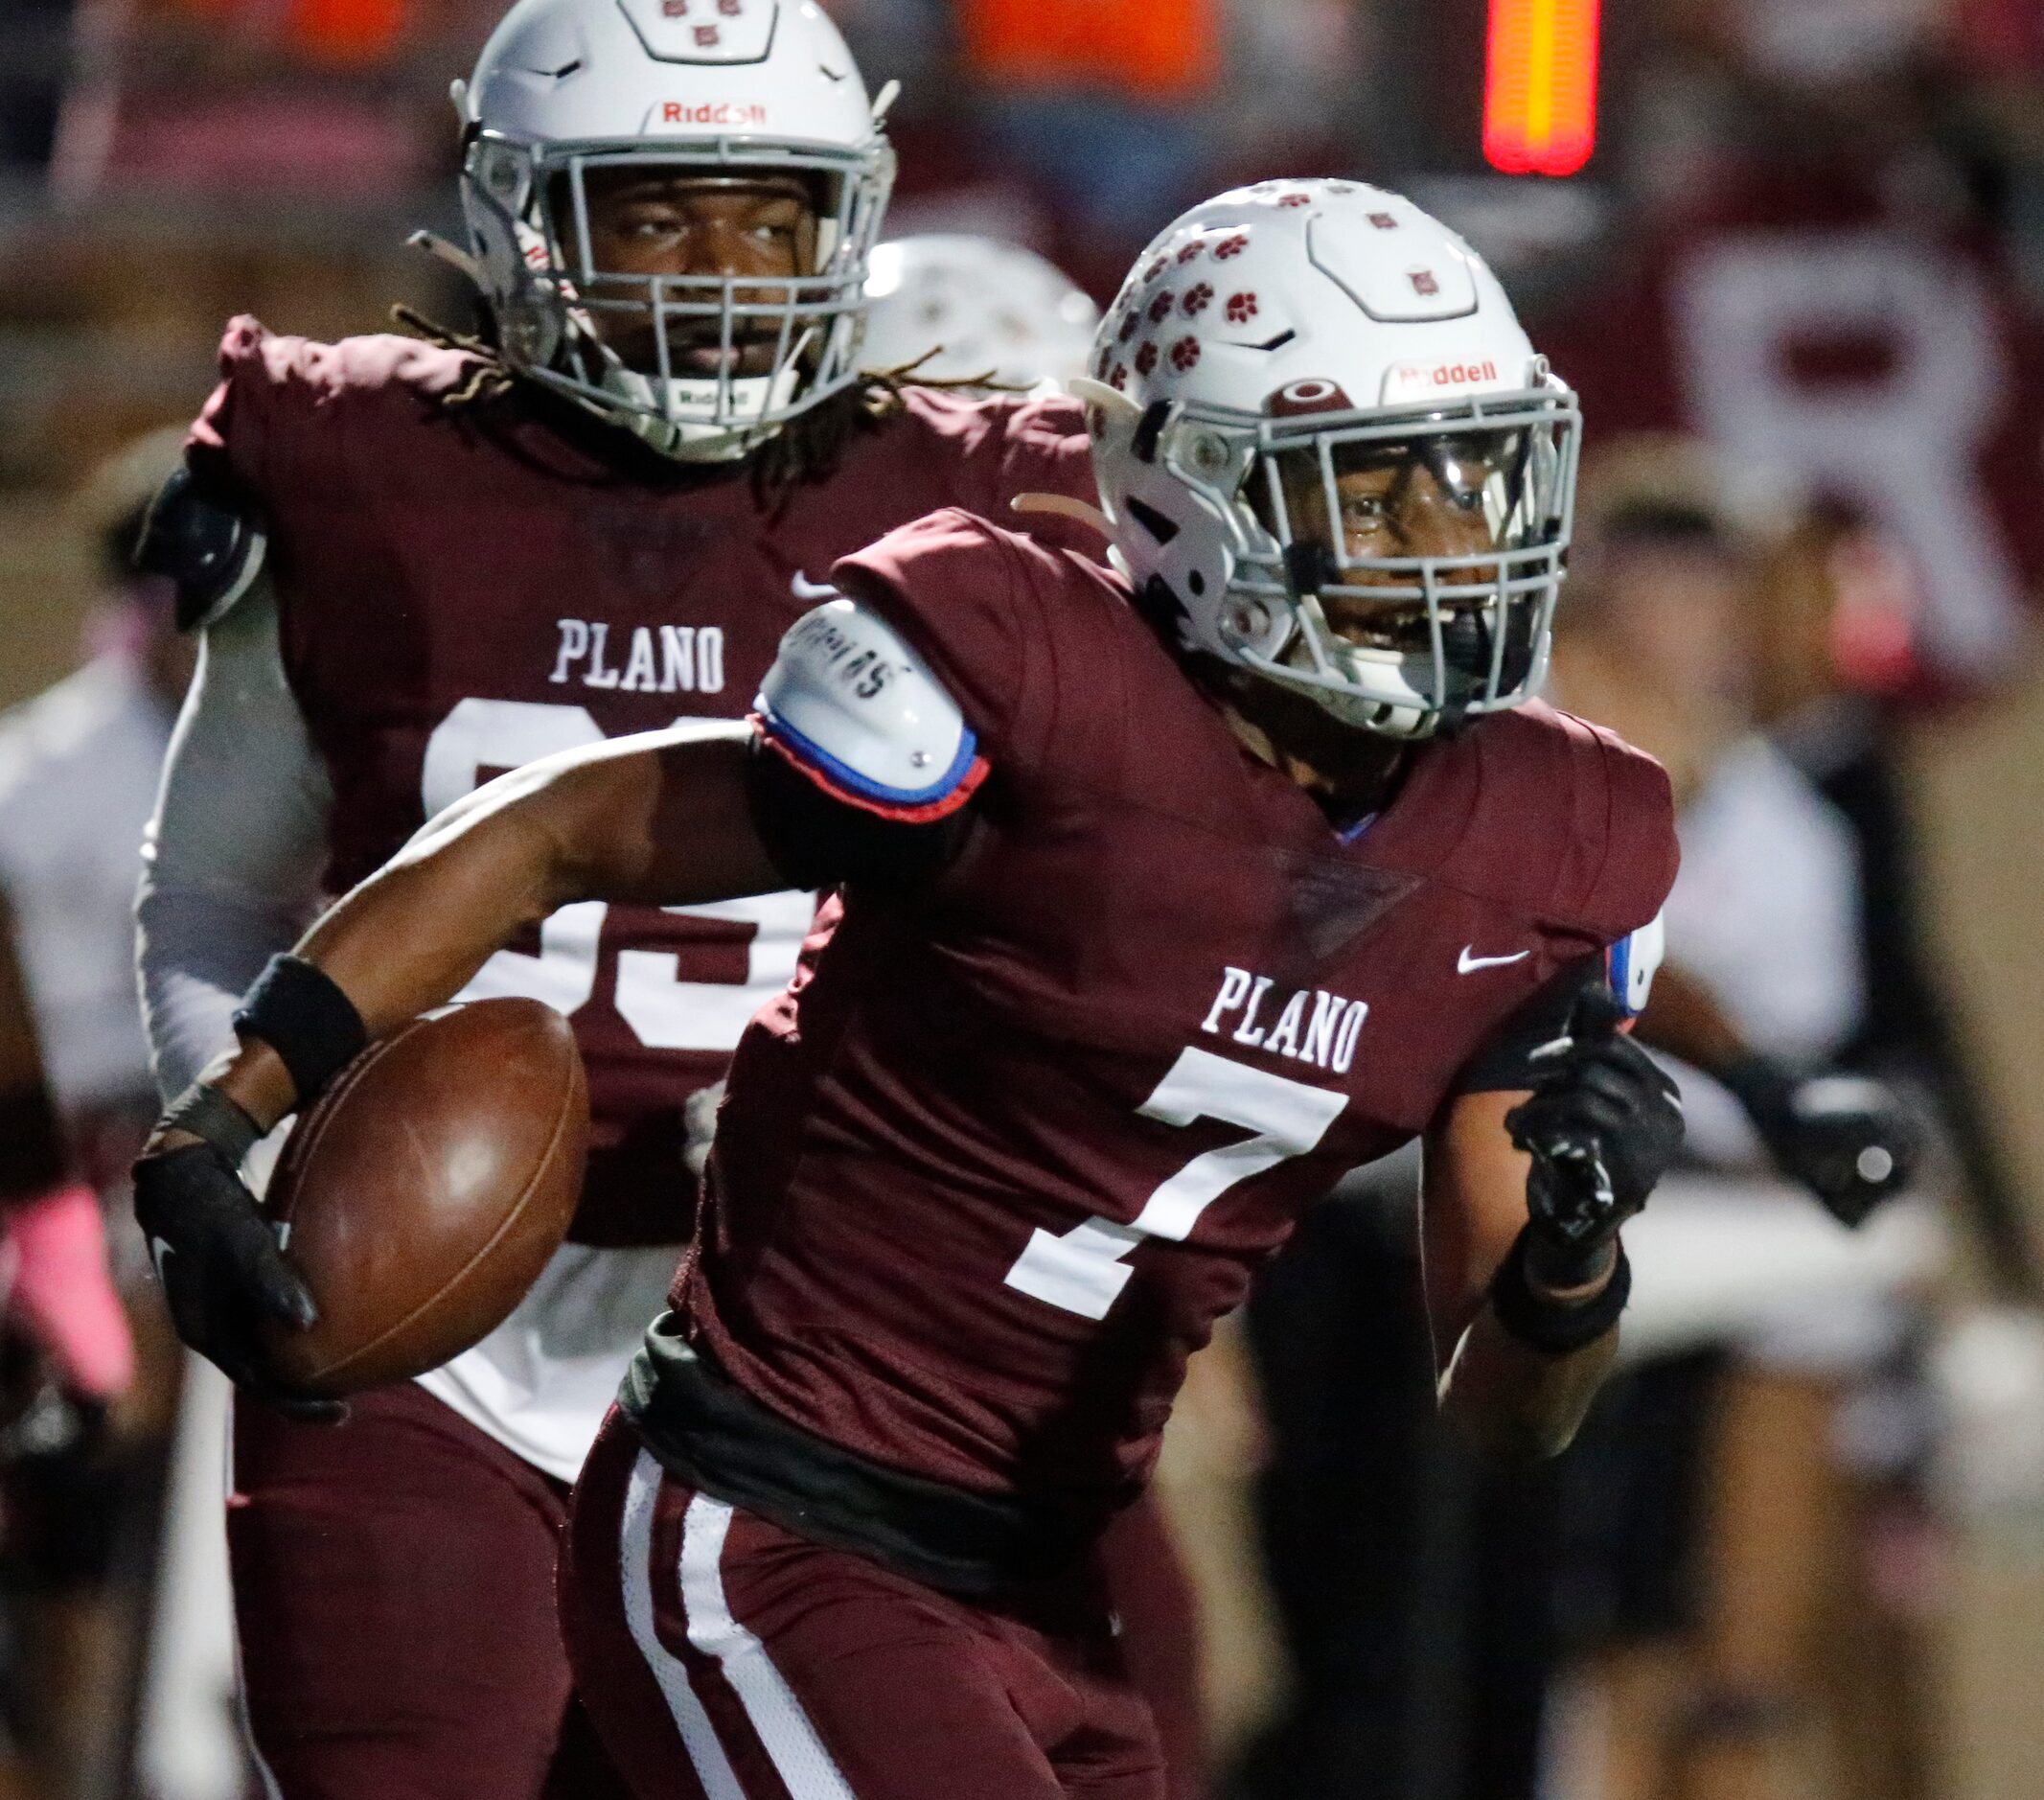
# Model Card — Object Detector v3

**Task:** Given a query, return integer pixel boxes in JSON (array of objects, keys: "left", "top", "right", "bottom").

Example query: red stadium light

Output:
[{"left": 1483, "top": 0, "right": 1601, "bottom": 177}]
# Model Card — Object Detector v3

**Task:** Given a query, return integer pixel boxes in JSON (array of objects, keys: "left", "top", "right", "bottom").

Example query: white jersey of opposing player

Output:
[
  {"left": 861, "top": 235, "right": 1100, "bottom": 392},
  {"left": 0, "top": 656, "right": 173, "bottom": 1113}
]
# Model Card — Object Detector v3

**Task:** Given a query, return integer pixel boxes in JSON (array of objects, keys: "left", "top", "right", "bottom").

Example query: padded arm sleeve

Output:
[
  {"left": 136, "top": 576, "right": 333, "bottom": 1101},
  {"left": 753, "top": 600, "right": 989, "bottom": 823},
  {"left": 746, "top": 599, "right": 986, "bottom": 891}
]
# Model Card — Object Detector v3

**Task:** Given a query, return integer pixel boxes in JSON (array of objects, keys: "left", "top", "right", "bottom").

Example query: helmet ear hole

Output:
[{"left": 1125, "top": 496, "right": 1180, "bottom": 545}]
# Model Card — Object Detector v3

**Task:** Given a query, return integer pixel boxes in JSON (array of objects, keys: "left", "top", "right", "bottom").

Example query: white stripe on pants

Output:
[
  {"left": 619, "top": 1453, "right": 860, "bottom": 1800},
  {"left": 619, "top": 1453, "right": 746, "bottom": 1800}
]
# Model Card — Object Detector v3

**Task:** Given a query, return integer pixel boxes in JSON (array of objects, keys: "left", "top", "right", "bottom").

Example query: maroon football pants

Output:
[
  {"left": 228, "top": 1382, "right": 628, "bottom": 1800},
  {"left": 561, "top": 1408, "right": 1169, "bottom": 1800}
]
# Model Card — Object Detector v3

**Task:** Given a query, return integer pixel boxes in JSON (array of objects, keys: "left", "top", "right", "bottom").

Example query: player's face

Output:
[
  {"left": 1269, "top": 436, "right": 1515, "bottom": 658},
  {"left": 572, "top": 170, "right": 821, "bottom": 378}
]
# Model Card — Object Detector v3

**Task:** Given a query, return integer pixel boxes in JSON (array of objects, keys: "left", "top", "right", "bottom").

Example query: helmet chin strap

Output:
[
  {"left": 1299, "top": 670, "right": 1435, "bottom": 739},
  {"left": 1234, "top": 632, "right": 1440, "bottom": 739},
  {"left": 592, "top": 329, "right": 816, "bottom": 464}
]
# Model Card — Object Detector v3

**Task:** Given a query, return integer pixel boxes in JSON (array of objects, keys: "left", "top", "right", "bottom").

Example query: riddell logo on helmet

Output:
[
  {"left": 1381, "top": 358, "right": 1507, "bottom": 402},
  {"left": 660, "top": 101, "right": 768, "bottom": 127}
]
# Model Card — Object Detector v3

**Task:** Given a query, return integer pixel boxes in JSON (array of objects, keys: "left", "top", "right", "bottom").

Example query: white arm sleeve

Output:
[{"left": 136, "top": 576, "right": 333, "bottom": 1101}]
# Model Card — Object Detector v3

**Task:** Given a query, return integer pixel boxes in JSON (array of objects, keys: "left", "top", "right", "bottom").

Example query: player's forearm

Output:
[
  {"left": 200, "top": 770, "right": 615, "bottom": 1132},
  {"left": 197, "top": 727, "right": 772, "bottom": 1134},
  {"left": 1437, "top": 1266, "right": 1620, "bottom": 1464},
  {"left": 1421, "top": 1087, "right": 1633, "bottom": 1464}
]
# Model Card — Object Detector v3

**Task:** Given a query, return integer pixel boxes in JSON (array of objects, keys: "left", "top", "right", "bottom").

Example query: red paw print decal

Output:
[
  {"left": 1110, "top": 362, "right": 1129, "bottom": 390},
  {"left": 1118, "top": 310, "right": 1140, "bottom": 343},
  {"left": 1176, "top": 242, "right": 1205, "bottom": 265},
  {"left": 1226, "top": 291, "right": 1258, "bottom": 324},
  {"left": 1094, "top": 345, "right": 1114, "bottom": 379},
  {"left": 1136, "top": 342, "right": 1160, "bottom": 377},
  {"left": 1410, "top": 268, "right": 1440, "bottom": 296},
  {"left": 1214, "top": 234, "right": 1250, "bottom": 260},
  {"left": 1145, "top": 257, "right": 1170, "bottom": 282},
  {"left": 1368, "top": 212, "right": 1398, "bottom": 230},
  {"left": 1278, "top": 193, "right": 1312, "bottom": 209},
  {"left": 1169, "top": 336, "right": 1202, "bottom": 373},
  {"left": 1183, "top": 283, "right": 1214, "bottom": 317},
  {"left": 1148, "top": 290, "right": 1176, "bottom": 324}
]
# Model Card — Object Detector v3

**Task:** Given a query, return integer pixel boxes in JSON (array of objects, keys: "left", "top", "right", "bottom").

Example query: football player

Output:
[
  {"left": 136, "top": 182, "right": 1685, "bottom": 1799},
  {"left": 130, "top": 1, "right": 1131, "bottom": 1793}
]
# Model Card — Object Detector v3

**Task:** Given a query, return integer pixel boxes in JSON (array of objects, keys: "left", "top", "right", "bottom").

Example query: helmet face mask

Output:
[
  {"left": 456, "top": 0, "right": 895, "bottom": 463},
  {"left": 1087, "top": 179, "right": 1582, "bottom": 741},
  {"left": 1222, "top": 394, "right": 1579, "bottom": 735},
  {"left": 465, "top": 131, "right": 892, "bottom": 458}
]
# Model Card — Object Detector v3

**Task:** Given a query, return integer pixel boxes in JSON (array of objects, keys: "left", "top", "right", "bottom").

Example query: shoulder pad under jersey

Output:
[
  {"left": 1607, "top": 910, "right": 1665, "bottom": 1017},
  {"left": 135, "top": 466, "right": 268, "bottom": 632},
  {"left": 756, "top": 600, "right": 988, "bottom": 822}
]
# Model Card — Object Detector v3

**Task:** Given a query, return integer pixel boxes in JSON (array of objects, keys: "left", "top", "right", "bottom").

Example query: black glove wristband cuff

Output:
[
  {"left": 1490, "top": 1230, "right": 1632, "bottom": 1355},
  {"left": 233, "top": 955, "right": 367, "bottom": 1106},
  {"left": 161, "top": 1082, "right": 264, "bottom": 1169}
]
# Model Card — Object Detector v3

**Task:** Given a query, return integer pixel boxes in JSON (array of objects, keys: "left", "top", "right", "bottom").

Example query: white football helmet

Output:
[
  {"left": 1082, "top": 180, "right": 1581, "bottom": 738},
  {"left": 456, "top": 0, "right": 896, "bottom": 461},
  {"left": 861, "top": 235, "right": 1100, "bottom": 391}
]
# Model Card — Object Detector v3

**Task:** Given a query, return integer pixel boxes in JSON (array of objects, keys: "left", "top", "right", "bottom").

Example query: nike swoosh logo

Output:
[
  {"left": 790, "top": 572, "right": 840, "bottom": 603},
  {"left": 1458, "top": 946, "right": 1530, "bottom": 974},
  {"left": 149, "top": 1236, "right": 175, "bottom": 1284}
]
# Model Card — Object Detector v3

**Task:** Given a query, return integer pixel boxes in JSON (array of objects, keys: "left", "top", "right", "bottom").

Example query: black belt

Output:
[{"left": 618, "top": 1313, "right": 1103, "bottom": 1600}]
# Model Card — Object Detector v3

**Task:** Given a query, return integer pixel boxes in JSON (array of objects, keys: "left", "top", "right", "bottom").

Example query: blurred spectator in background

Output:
[
  {"left": 1528, "top": 0, "right": 2044, "bottom": 1293},
  {"left": 1547, "top": 436, "right": 1941, "bottom": 1800},
  {"left": 0, "top": 429, "right": 195, "bottom": 1183},
  {"left": 0, "top": 899, "right": 138, "bottom": 1800},
  {"left": 0, "top": 0, "right": 76, "bottom": 181},
  {"left": 0, "top": 429, "right": 186, "bottom": 1800},
  {"left": 1541, "top": 0, "right": 2044, "bottom": 690}
]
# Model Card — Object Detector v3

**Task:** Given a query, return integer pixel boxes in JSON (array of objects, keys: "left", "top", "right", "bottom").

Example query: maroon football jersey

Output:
[
  {"left": 689, "top": 510, "right": 1678, "bottom": 1519},
  {"left": 187, "top": 319, "right": 1095, "bottom": 1245}
]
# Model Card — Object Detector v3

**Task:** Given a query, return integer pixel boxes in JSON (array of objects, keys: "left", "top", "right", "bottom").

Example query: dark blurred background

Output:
[{"left": 3, "top": 1, "right": 2044, "bottom": 1796}]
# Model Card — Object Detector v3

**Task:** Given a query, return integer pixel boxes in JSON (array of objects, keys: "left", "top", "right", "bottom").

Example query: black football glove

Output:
[
  {"left": 1719, "top": 1056, "right": 1918, "bottom": 1228},
  {"left": 1505, "top": 983, "right": 1685, "bottom": 1287},
  {"left": 132, "top": 1136, "right": 343, "bottom": 1424}
]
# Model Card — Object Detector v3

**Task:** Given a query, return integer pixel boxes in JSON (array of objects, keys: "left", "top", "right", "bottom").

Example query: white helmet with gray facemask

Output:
[
  {"left": 454, "top": 0, "right": 896, "bottom": 462},
  {"left": 1078, "top": 180, "right": 1581, "bottom": 738}
]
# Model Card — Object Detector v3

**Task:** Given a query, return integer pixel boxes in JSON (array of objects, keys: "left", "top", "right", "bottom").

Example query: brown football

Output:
[{"left": 258, "top": 998, "right": 588, "bottom": 1396}]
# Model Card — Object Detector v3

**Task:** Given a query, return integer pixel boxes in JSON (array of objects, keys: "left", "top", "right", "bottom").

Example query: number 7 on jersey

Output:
[{"left": 1003, "top": 1048, "right": 1347, "bottom": 1321}]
